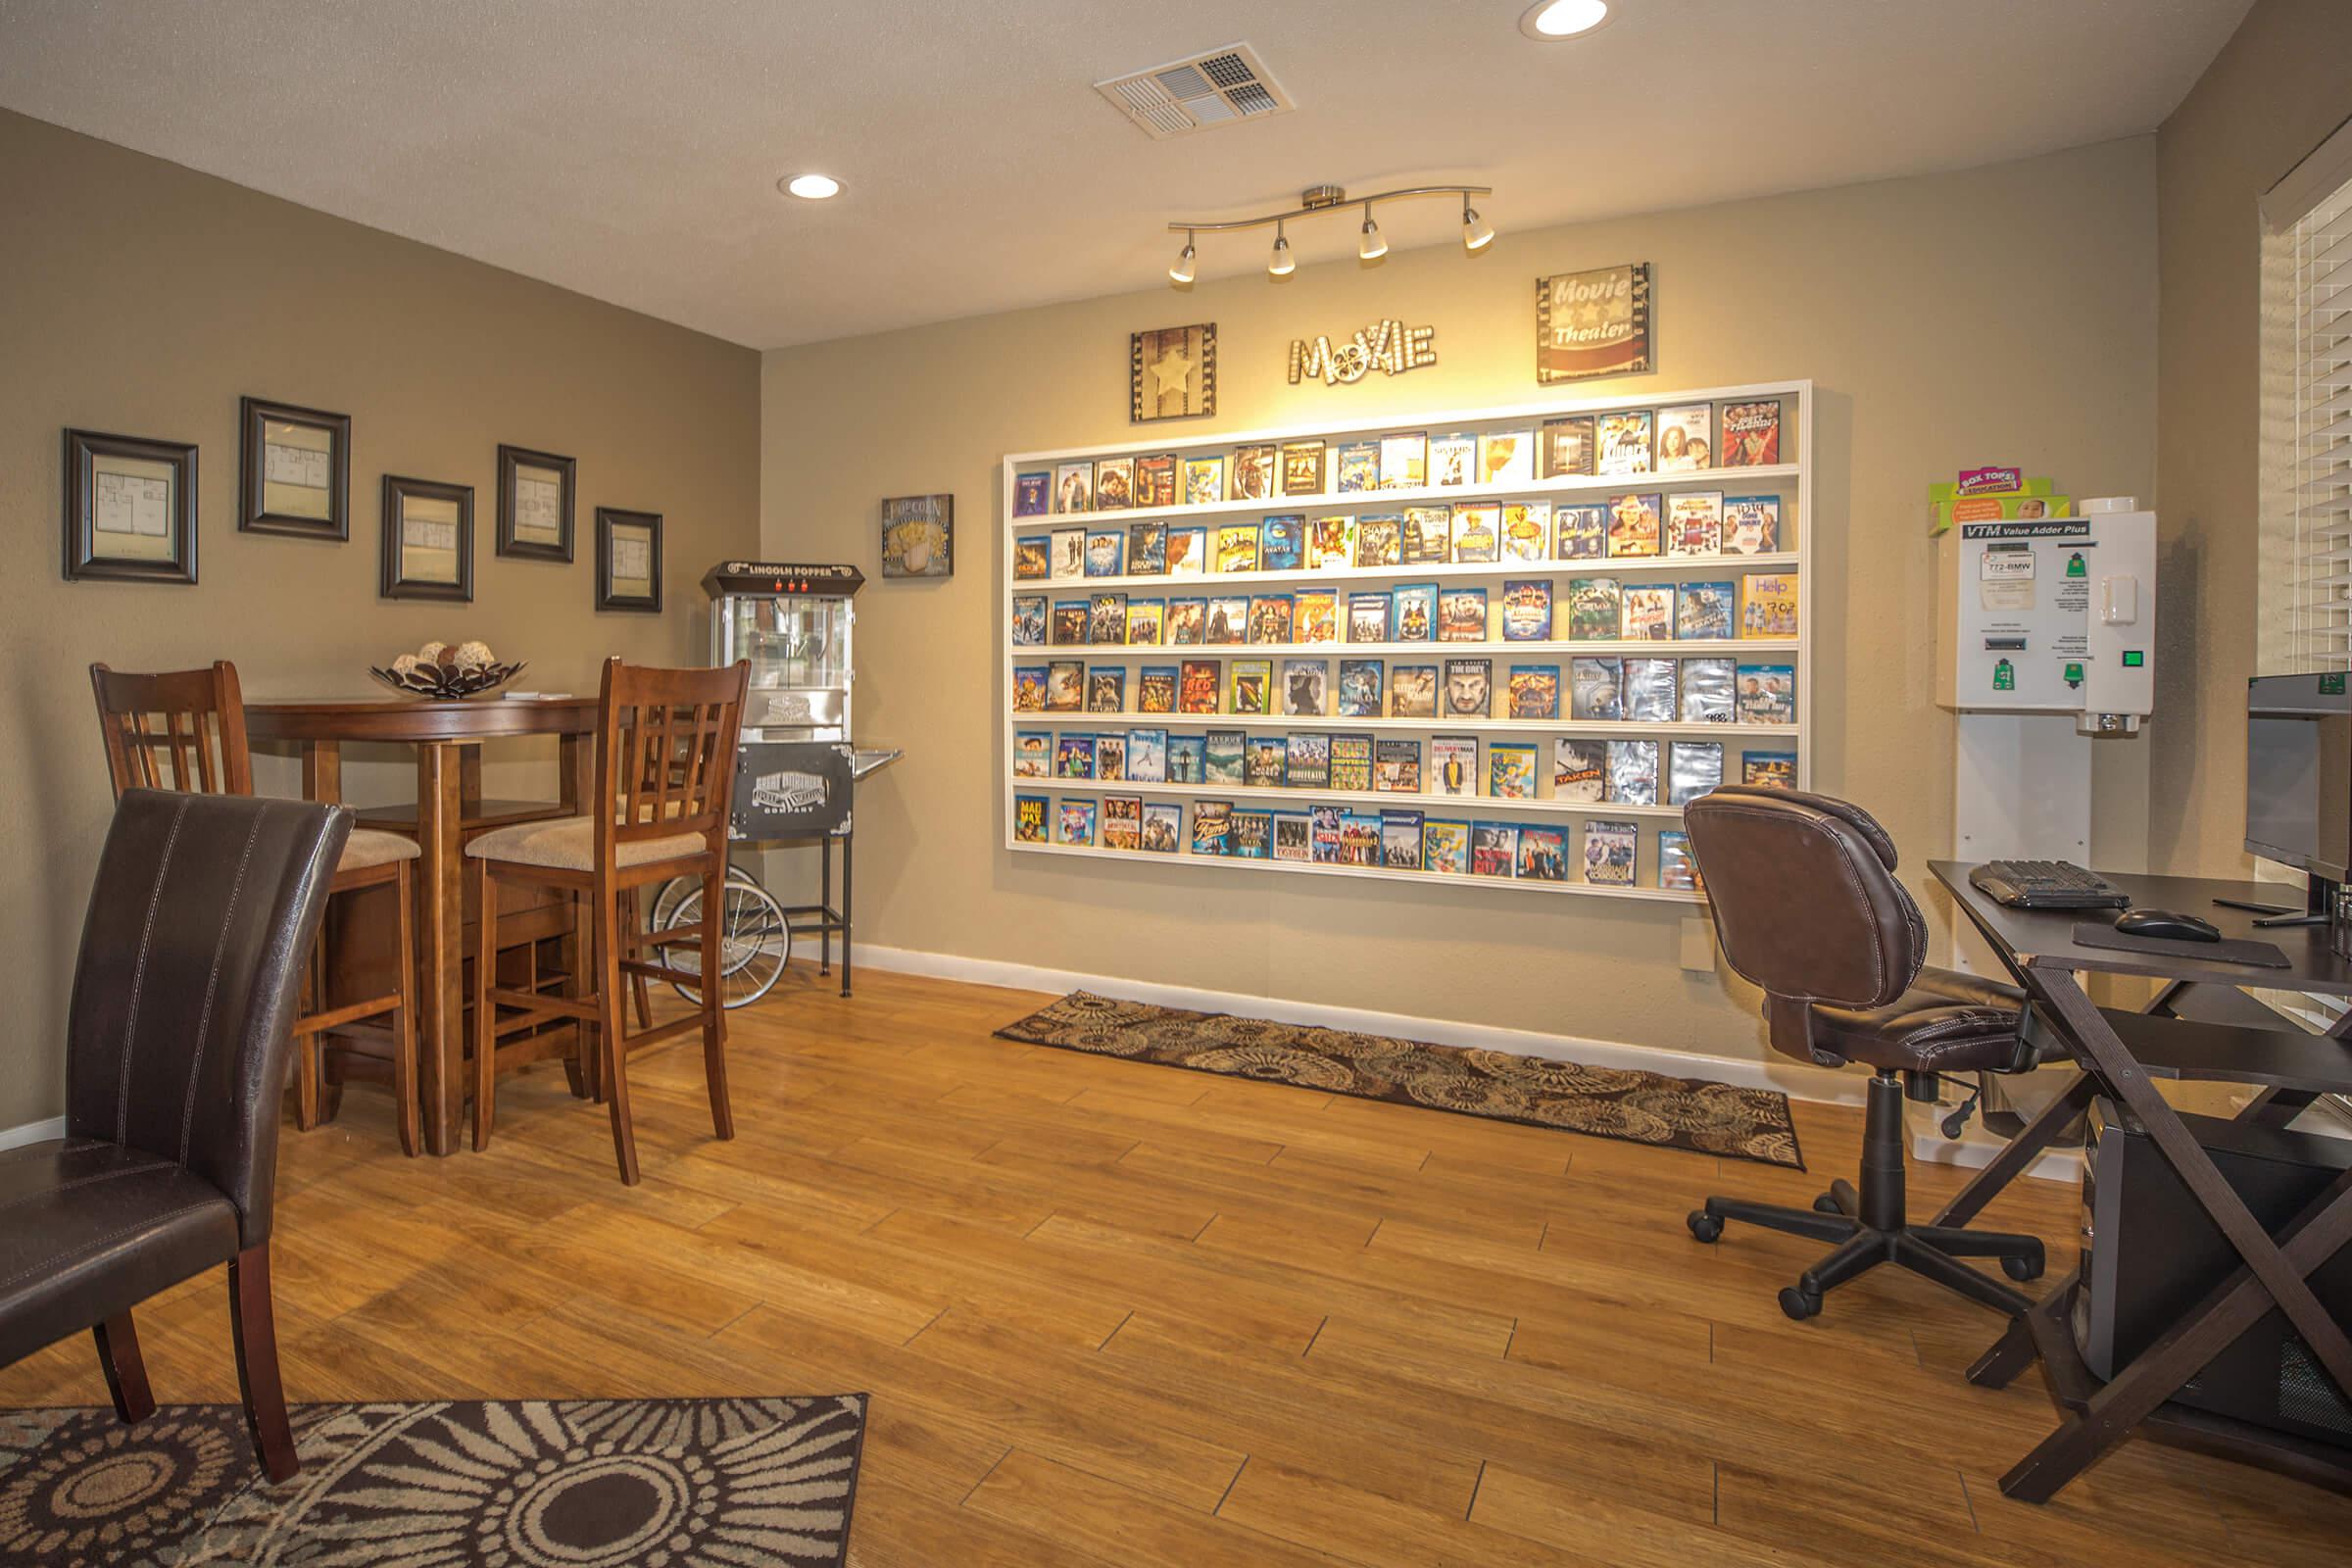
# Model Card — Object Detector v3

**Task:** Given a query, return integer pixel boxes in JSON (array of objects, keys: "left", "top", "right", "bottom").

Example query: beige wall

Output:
[
  {"left": 2152, "top": 0, "right": 2352, "bottom": 875},
  {"left": 0, "top": 110, "right": 762, "bottom": 1131},
  {"left": 761, "top": 138, "right": 2160, "bottom": 1068}
]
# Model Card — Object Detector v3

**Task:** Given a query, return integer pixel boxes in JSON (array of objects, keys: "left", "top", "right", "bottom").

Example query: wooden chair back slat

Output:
[
  {"left": 89, "top": 662, "right": 255, "bottom": 800},
  {"left": 593, "top": 658, "right": 750, "bottom": 854}
]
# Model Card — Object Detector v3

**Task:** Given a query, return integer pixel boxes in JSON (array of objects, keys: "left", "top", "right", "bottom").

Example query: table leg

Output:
[
  {"left": 415, "top": 743, "right": 466, "bottom": 1156},
  {"left": 841, "top": 831, "right": 853, "bottom": 999},
  {"left": 819, "top": 837, "right": 833, "bottom": 976},
  {"left": 302, "top": 740, "right": 343, "bottom": 807}
]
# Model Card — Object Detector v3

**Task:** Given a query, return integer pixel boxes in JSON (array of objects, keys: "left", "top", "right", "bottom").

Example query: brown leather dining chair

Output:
[
  {"left": 0, "top": 789, "right": 350, "bottom": 1480},
  {"left": 1681, "top": 786, "right": 2048, "bottom": 1320},
  {"left": 467, "top": 657, "right": 750, "bottom": 1184},
  {"left": 91, "top": 662, "right": 422, "bottom": 1155}
]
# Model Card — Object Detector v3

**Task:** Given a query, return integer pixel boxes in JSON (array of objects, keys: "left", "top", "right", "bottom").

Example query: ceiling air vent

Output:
[{"left": 1096, "top": 43, "right": 1295, "bottom": 141}]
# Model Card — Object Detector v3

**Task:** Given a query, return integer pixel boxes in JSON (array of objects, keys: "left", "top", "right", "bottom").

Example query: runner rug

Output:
[{"left": 997, "top": 991, "right": 1803, "bottom": 1169}]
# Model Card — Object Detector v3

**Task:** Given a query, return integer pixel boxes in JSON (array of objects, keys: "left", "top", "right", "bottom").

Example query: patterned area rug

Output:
[
  {"left": 998, "top": 992, "right": 1804, "bottom": 1169},
  {"left": 0, "top": 1396, "right": 865, "bottom": 1566}
]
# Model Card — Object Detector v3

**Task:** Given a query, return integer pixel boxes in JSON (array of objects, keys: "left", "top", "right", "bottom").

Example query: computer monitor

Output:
[{"left": 2245, "top": 673, "right": 2352, "bottom": 885}]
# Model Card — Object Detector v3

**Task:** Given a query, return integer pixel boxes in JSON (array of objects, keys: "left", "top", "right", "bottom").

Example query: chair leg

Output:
[
  {"left": 596, "top": 882, "right": 641, "bottom": 1185},
  {"left": 701, "top": 862, "right": 734, "bottom": 1142},
  {"left": 1891, "top": 1231, "right": 2034, "bottom": 1316},
  {"left": 227, "top": 1244, "right": 299, "bottom": 1482},
  {"left": 1910, "top": 1222, "right": 2044, "bottom": 1269},
  {"left": 392, "top": 860, "right": 419, "bottom": 1157},
  {"left": 623, "top": 889, "right": 655, "bottom": 1030},
  {"left": 1697, "top": 1196, "right": 1857, "bottom": 1246},
  {"left": 472, "top": 857, "right": 497, "bottom": 1152},
  {"left": 93, "top": 1312, "right": 154, "bottom": 1424}
]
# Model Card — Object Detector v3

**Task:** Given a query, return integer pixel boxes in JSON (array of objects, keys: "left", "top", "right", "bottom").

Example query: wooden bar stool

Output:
[
  {"left": 466, "top": 657, "right": 749, "bottom": 1184},
  {"left": 89, "top": 662, "right": 421, "bottom": 1155}
]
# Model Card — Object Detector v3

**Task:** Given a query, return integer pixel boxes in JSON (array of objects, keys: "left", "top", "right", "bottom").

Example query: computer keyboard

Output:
[{"left": 1969, "top": 858, "right": 2131, "bottom": 910}]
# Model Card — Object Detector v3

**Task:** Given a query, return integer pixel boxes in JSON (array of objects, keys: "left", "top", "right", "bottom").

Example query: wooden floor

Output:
[{"left": 5, "top": 968, "right": 2344, "bottom": 1565}]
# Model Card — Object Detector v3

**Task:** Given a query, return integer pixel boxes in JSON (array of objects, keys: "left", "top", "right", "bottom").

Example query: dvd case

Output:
[
  {"left": 1607, "top": 740, "right": 1660, "bottom": 806},
  {"left": 1281, "top": 440, "right": 1326, "bottom": 497},
  {"left": 1086, "top": 529, "right": 1125, "bottom": 577},
  {"left": 1507, "top": 664, "right": 1561, "bottom": 720},
  {"left": 1606, "top": 493, "right": 1661, "bottom": 558},
  {"left": 1281, "top": 659, "right": 1327, "bottom": 716},
  {"left": 1286, "top": 732, "right": 1331, "bottom": 788},
  {"left": 1542, "top": 416, "right": 1595, "bottom": 478},
  {"left": 1668, "top": 741, "right": 1724, "bottom": 806},
  {"left": 1011, "top": 595, "right": 1046, "bottom": 646},
  {"left": 1013, "top": 730, "right": 1051, "bottom": 778},
  {"left": 1085, "top": 667, "right": 1124, "bottom": 713},
  {"left": 1517, "top": 826, "right": 1568, "bottom": 881},
  {"left": 1431, "top": 737, "right": 1478, "bottom": 796},
  {"left": 1295, "top": 589, "right": 1338, "bottom": 644},
  {"left": 1621, "top": 658, "right": 1677, "bottom": 721},
  {"left": 1094, "top": 458, "right": 1133, "bottom": 511},
  {"left": 1096, "top": 733, "right": 1125, "bottom": 781},
  {"left": 1248, "top": 594, "right": 1293, "bottom": 645},
  {"left": 1329, "top": 734, "right": 1374, "bottom": 792},
  {"left": 1191, "top": 800, "right": 1231, "bottom": 855},
  {"left": 1553, "top": 738, "right": 1606, "bottom": 802},
  {"left": 1501, "top": 579, "right": 1553, "bottom": 641},
  {"left": 1481, "top": 430, "right": 1536, "bottom": 485},
  {"left": 1736, "top": 664, "right": 1796, "bottom": 725},
  {"left": 1273, "top": 810, "right": 1314, "bottom": 860},
  {"left": 1423, "top": 820, "right": 1471, "bottom": 875},
  {"left": 1135, "top": 457, "right": 1176, "bottom": 509},
  {"left": 1354, "top": 515, "right": 1403, "bottom": 567},
  {"left": 1655, "top": 405, "right": 1712, "bottom": 472},
  {"left": 1596, "top": 412, "right": 1653, "bottom": 476},
  {"left": 1584, "top": 820, "right": 1638, "bottom": 885},
  {"left": 1246, "top": 736, "right": 1285, "bottom": 787},
  {"left": 1564, "top": 578, "right": 1622, "bottom": 641},
  {"left": 1677, "top": 581, "right": 1736, "bottom": 640},
  {"left": 1141, "top": 801, "right": 1182, "bottom": 853},
  {"left": 1739, "top": 574, "right": 1799, "bottom": 638},
  {"left": 1667, "top": 492, "right": 1723, "bottom": 556},
  {"left": 1183, "top": 457, "right": 1224, "bottom": 508},
  {"left": 1011, "top": 665, "right": 1046, "bottom": 712},
  {"left": 1230, "top": 445, "right": 1276, "bottom": 501},
  {"left": 1389, "top": 663, "right": 1438, "bottom": 718},
  {"left": 1046, "top": 661, "right": 1083, "bottom": 712},
  {"left": 1679, "top": 658, "right": 1736, "bottom": 723},
  {"left": 1166, "top": 526, "right": 1206, "bottom": 575},
  {"left": 1471, "top": 822, "right": 1519, "bottom": 877},
  {"left": 1168, "top": 734, "right": 1205, "bottom": 783},
  {"left": 1381, "top": 810, "right": 1426, "bottom": 869},
  {"left": 1206, "top": 595, "right": 1248, "bottom": 644},
  {"left": 1722, "top": 495, "right": 1780, "bottom": 554},
  {"left": 1205, "top": 730, "right": 1245, "bottom": 785},
  {"left": 1307, "top": 515, "right": 1354, "bottom": 570},
  {"left": 1720, "top": 400, "right": 1782, "bottom": 467},
  {"left": 1658, "top": 830, "right": 1703, "bottom": 892},
  {"left": 1165, "top": 599, "right": 1206, "bottom": 646},
  {"left": 1014, "top": 535, "right": 1050, "bottom": 580},
  {"left": 1128, "top": 728, "right": 1169, "bottom": 783},
  {"left": 1439, "top": 587, "right": 1490, "bottom": 642},
  {"left": 1338, "top": 659, "right": 1384, "bottom": 718},
  {"left": 1489, "top": 742, "right": 1538, "bottom": 799},
  {"left": 1392, "top": 582, "right": 1438, "bottom": 642},
  {"left": 1555, "top": 504, "right": 1607, "bottom": 561},
  {"left": 1227, "top": 660, "right": 1270, "bottom": 716},
  {"left": 1260, "top": 514, "right": 1305, "bottom": 571},
  {"left": 1015, "top": 472, "right": 1050, "bottom": 517},
  {"left": 1215, "top": 523, "right": 1260, "bottom": 575},
  {"left": 1235, "top": 809, "right": 1276, "bottom": 860},
  {"left": 1570, "top": 657, "right": 1624, "bottom": 720},
  {"left": 1336, "top": 441, "right": 1380, "bottom": 494},
  {"left": 1055, "top": 799, "right": 1096, "bottom": 846},
  {"left": 1403, "top": 507, "right": 1452, "bottom": 564},
  {"left": 1444, "top": 658, "right": 1492, "bottom": 717},
  {"left": 1375, "top": 738, "right": 1422, "bottom": 793},
  {"left": 1347, "top": 593, "right": 1393, "bottom": 644},
  {"left": 1741, "top": 751, "right": 1796, "bottom": 789},
  {"left": 1450, "top": 504, "right": 1500, "bottom": 564},
  {"left": 1128, "top": 521, "right": 1169, "bottom": 574},
  {"left": 1125, "top": 599, "right": 1164, "bottom": 646},
  {"left": 1055, "top": 733, "right": 1096, "bottom": 779},
  {"left": 1430, "top": 433, "right": 1476, "bottom": 487},
  {"left": 1620, "top": 585, "right": 1676, "bottom": 641}
]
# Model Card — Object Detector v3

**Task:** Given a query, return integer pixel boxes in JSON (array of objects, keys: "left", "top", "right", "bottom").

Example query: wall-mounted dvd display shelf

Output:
[{"left": 998, "top": 380, "right": 1813, "bottom": 902}]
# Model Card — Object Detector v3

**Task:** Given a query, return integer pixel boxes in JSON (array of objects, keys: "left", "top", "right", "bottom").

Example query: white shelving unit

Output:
[{"left": 999, "top": 380, "right": 1814, "bottom": 900}]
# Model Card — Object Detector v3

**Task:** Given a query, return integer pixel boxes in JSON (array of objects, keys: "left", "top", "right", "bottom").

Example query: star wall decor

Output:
[{"left": 1130, "top": 322, "right": 1217, "bottom": 422}]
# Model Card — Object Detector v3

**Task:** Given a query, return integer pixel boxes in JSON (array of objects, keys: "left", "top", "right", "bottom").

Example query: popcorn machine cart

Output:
[{"left": 661, "top": 561, "right": 899, "bottom": 1003}]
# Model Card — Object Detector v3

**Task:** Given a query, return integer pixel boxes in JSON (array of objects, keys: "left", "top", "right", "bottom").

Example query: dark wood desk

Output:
[
  {"left": 246, "top": 696, "right": 599, "bottom": 1155},
  {"left": 1930, "top": 860, "right": 2352, "bottom": 1501}
]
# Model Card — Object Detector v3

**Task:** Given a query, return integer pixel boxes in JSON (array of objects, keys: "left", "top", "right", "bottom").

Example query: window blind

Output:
[{"left": 2276, "top": 142, "right": 2352, "bottom": 672}]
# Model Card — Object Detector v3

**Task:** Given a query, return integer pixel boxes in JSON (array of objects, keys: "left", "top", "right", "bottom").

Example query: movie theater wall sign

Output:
[{"left": 1287, "top": 319, "right": 1439, "bottom": 387}]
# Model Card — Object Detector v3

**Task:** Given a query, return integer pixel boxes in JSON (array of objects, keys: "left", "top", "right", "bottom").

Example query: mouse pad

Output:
[{"left": 2069, "top": 921, "right": 2292, "bottom": 968}]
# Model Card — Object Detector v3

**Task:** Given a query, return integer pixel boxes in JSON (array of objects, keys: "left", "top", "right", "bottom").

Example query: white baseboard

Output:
[
  {"left": 0, "top": 1116, "right": 65, "bottom": 1152},
  {"left": 854, "top": 942, "right": 1865, "bottom": 1105},
  {"left": 1908, "top": 1116, "right": 2083, "bottom": 1185}
]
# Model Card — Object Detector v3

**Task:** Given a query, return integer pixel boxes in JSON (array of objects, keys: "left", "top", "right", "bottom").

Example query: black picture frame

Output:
[
  {"left": 63, "top": 428, "right": 199, "bottom": 584},
  {"left": 595, "top": 507, "right": 662, "bottom": 612},
  {"left": 237, "top": 396, "right": 351, "bottom": 540},
  {"left": 380, "top": 474, "right": 474, "bottom": 602},
  {"left": 495, "top": 444, "right": 576, "bottom": 562}
]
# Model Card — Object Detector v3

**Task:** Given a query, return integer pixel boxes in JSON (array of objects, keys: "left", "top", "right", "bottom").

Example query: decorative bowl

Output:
[{"left": 368, "top": 659, "right": 528, "bottom": 701}]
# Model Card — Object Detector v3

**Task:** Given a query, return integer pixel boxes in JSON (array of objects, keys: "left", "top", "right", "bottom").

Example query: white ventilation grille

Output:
[{"left": 1096, "top": 43, "right": 1294, "bottom": 141}]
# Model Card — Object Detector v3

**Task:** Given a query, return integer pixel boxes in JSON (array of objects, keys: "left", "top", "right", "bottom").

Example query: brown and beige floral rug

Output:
[
  {"left": 0, "top": 1396, "right": 865, "bottom": 1566},
  {"left": 998, "top": 991, "right": 1803, "bottom": 1169}
]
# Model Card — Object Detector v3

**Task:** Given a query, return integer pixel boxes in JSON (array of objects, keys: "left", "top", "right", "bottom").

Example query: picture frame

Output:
[
  {"left": 379, "top": 474, "right": 473, "bottom": 602},
  {"left": 238, "top": 396, "right": 349, "bottom": 540},
  {"left": 1536, "top": 263, "right": 1653, "bottom": 383},
  {"left": 496, "top": 444, "right": 576, "bottom": 562},
  {"left": 596, "top": 507, "right": 663, "bottom": 612},
  {"left": 1130, "top": 322, "right": 1216, "bottom": 422},
  {"left": 63, "top": 427, "right": 198, "bottom": 584},
  {"left": 880, "top": 493, "right": 953, "bottom": 578}
]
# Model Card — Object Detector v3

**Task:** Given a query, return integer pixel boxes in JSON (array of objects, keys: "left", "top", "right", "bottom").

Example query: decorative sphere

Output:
[
  {"left": 453, "top": 640, "right": 494, "bottom": 670},
  {"left": 417, "top": 641, "right": 448, "bottom": 665},
  {"left": 391, "top": 654, "right": 421, "bottom": 677}
]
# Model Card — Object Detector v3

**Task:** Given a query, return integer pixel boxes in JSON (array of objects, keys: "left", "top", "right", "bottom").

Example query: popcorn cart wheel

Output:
[{"left": 646, "top": 865, "right": 795, "bottom": 1009}]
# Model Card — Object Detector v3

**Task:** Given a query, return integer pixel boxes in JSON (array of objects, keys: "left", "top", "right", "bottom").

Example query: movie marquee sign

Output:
[
  {"left": 1536, "top": 263, "right": 1652, "bottom": 383},
  {"left": 1287, "top": 318, "right": 1439, "bottom": 387}
]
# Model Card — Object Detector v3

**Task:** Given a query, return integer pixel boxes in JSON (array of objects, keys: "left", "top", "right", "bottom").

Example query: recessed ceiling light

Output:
[
  {"left": 781, "top": 173, "right": 842, "bottom": 200},
  {"left": 1521, "top": 0, "right": 1612, "bottom": 40}
]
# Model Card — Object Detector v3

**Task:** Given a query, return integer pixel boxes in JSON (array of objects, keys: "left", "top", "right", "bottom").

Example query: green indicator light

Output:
[{"left": 2123, "top": 651, "right": 2144, "bottom": 667}]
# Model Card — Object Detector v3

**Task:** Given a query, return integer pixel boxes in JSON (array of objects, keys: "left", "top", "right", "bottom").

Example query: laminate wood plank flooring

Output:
[{"left": 3, "top": 967, "right": 2343, "bottom": 1564}]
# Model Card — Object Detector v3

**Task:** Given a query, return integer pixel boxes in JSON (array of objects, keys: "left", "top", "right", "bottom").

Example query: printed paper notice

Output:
[{"left": 1979, "top": 544, "right": 2035, "bottom": 612}]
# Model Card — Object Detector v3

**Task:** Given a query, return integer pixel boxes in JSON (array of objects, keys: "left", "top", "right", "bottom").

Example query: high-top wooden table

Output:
[{"left": 245, "top": 695, "right": 600, "bottom": 1155}]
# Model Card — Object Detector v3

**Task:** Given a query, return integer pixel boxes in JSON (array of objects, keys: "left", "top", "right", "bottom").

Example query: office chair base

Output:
[{"left": 1685, "top": 1072, "right": 2043, "bottom": 1320}]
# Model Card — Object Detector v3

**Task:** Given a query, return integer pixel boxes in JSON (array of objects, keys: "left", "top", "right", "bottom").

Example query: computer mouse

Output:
[{"left": 2113, "top": 907, "right": 2222, "bottom": 943}]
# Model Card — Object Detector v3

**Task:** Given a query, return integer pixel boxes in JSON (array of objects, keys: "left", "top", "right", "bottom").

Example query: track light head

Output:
[
  {"left": 1462, "top": 204, "right": 1494, "bottom": 253},
  {"left": 1358, "top": 205, "right": 1388, "bottom": 262},
  {"left": 1169, "top": 233, "right": 1196, "bottom": 285},
  {"left": 1268, "top": 223, "right": 1296, "bottom": 278}
]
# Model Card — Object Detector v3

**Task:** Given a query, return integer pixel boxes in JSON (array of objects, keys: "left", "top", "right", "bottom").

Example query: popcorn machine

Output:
[{"left": 696, "top": 561, "right": 901, "bottom": 998}]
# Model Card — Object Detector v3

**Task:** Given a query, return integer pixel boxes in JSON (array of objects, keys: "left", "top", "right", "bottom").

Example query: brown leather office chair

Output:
[
  {"left": 0, "top": 789, "right": 350, "bottom": 1480},
  {"left": 1682, "top": 786, "right": 2044, "bottom": 1320}
]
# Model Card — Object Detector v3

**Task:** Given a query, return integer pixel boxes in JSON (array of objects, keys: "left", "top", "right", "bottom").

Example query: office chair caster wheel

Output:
[
  {"left": 2001, "top": 1251, "right": 2044, "bottom": 1283},
  {"left": 1812, "top": 1193, "right": 1841, "bottom": 1214},
  {"left": 1779, "top": 1286, "right": 1823, "bottom": 1321},
  {"left": 1686, "top": 1210, "right": 1723, "bottom": 1244}
]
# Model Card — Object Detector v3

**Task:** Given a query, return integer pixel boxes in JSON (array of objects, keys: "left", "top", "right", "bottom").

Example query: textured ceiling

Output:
[{"left": 0, "top": 0, "right": 2249, "bottom": 348}]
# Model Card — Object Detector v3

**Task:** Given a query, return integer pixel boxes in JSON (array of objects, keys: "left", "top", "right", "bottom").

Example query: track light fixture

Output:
[
  {"left": 1462, "top": 201, "right": 1494, "bottom": 253},
  {"left": 1165, "top": 183, "right": 1493, "bottom": 285}
]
